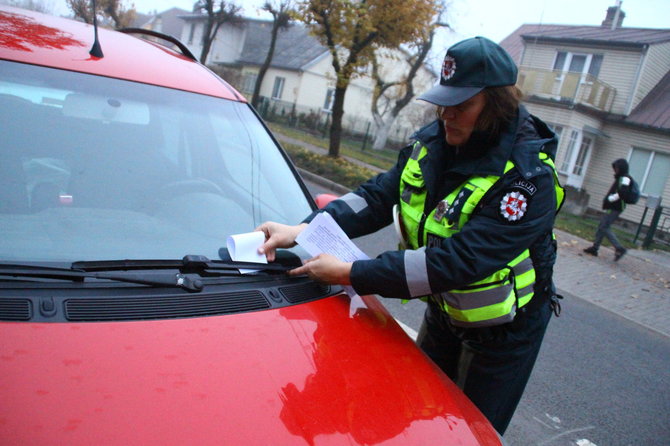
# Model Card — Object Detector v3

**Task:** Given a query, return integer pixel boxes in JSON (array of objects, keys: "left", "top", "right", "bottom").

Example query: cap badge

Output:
[
  {"left": 500, "top": 191, "right": 528, "bottom": 222},
  {"left": 441, "top": 55, "right": 457, "bottom": 82}
]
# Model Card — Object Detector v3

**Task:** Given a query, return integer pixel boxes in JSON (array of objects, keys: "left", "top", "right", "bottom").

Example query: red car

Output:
[{"left": 0, "top": 6, "right": 501, "bottom": 445}]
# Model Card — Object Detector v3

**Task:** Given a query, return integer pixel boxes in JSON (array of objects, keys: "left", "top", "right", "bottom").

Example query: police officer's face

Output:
[{"left": 438, "top": 92, "right": 486, "bottom": 146}]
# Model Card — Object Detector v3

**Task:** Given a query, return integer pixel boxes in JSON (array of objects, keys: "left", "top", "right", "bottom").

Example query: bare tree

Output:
[
  {"left": 251, "top": 1, "right": 294, "bottom": 109},
  {"left": 194, "top": 0, "right": 243, "bottom": 65},
  {"left": 369, "top": 12, "right": 450, "bottom": 150},
  {"left": 67, "top": 0, "right": 136, "bottom": 29}
]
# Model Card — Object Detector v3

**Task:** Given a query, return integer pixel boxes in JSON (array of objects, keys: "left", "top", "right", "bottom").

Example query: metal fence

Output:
[
  {"left": 255, "top": 97, "right": 414, "bottom": 151},
  {"left": 634, "top": 196, "right": 669, "bottom": 248}
]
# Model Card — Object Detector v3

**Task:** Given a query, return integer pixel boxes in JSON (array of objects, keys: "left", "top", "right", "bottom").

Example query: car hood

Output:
[{"left": 0, "top": 293, "right": 498, "bottom": 445}]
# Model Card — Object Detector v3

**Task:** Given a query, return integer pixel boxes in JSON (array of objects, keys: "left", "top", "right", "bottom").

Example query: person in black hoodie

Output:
[{"left": 583, "top": 158, "right": 632, "bottom": 261}]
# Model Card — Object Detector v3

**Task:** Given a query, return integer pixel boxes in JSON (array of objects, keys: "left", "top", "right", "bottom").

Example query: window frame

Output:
[
  {"left": 560, "top": 129, "right": 580, "bottom": 174},
  {"left": 552, "top": 51, "right": 603, "bottom": 79},
  {"left": 271, "top": 76, "right": 285, "bottom": 100},
  {"left": 628, "top": 147, "right": 670, "bottom": 198},
  {"left": 242, "top": 72, "right": 258, "bottom": 95},
  {"left": 322, "top": 88, "right": 335, "bottom": 113}
]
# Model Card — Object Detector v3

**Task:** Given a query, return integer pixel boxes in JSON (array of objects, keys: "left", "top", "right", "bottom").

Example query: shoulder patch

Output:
[
  {"left": 499, "top": 190, "right": 529, "bottom": 222},
  {"left": 511, "top": 178, "right": 537, "bottom": 196}
]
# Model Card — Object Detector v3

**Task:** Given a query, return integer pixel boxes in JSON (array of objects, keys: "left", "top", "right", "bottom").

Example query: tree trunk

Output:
[
  {"left": 328, "top": 86, "right": 347, "bottom": 158},
  {"left": 372, "top": 115, "right": 396, "bottom": 151},
  {"left": 251, "top": 23, "right": 280, "bottom": 108},
  {"left": 199, "top": 24, "right": 213, "bottom": 64}
]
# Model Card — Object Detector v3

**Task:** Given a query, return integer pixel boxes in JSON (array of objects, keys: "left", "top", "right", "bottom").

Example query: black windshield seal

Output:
[{"left": 0, "top": 255, "right": 302, "bottom": 293}]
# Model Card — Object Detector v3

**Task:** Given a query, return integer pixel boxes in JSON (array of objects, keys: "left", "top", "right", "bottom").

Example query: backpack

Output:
[{"left": 621, "top": 175, "right": 640, "bottom": 204}]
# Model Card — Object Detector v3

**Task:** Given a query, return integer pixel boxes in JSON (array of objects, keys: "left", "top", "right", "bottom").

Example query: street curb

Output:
[{"left": 297, "top": 167, "right": 351, "bottom": 196}]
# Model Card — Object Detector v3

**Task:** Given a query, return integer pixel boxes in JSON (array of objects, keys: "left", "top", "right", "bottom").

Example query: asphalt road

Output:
[{"left": 305, "top": 179, "right": 670, "bottom": 446}]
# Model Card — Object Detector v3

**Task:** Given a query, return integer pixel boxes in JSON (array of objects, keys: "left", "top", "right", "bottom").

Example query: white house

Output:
[
  {"left": 176, "top": 14, "right": 436, "bottom": 145},
  {"left": 500, "top": 3, "right": 670, "bottom": 237}
]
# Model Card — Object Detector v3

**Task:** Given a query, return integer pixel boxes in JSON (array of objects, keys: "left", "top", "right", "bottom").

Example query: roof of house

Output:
[
  {"left": 236, "top": 20, "right": 327, "bottom": 70},
  {"left": 626, "top": 70, "right": 670, "bottom": 130},
  {"left": 500, "top": 23, "right": 670, "bottom": 64},
  {"left": 132, "top": 12, "right": 152, "bottom": 28},
  {"left": 499, "top": 24, "right": 568, "bottom": 64},
  {"left": 520, "top": 25, "right": 670, "bottom": 47},
  {"left": 144, "top": 7, "right": 190, "bottom": 39}
]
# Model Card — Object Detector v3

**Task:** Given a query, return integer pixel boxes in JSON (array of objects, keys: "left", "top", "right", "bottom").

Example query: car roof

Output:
[{"left": 0, "top": 6, "right": 245, "bottom": 102}]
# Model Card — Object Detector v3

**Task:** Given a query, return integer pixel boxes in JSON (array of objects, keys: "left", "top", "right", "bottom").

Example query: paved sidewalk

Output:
[
  {"left": 553, "top": 230, "right": 670, "bottom": 337},
  {"left": 276, "top": 132, "right": 670, "bottom": 338}
]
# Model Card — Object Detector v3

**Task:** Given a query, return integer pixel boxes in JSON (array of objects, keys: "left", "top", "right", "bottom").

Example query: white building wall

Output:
[
  {"left": 181, "top": 21, "right": 246, "bottom": 64},
  {"left": 594, "top": 47, "right": 643, "bottom": 115},
  {"left": 519, "top": 42, "right": 557, "bottom": 68}
]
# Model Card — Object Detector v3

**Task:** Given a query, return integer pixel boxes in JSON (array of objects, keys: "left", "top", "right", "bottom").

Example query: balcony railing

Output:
[{"left": 517, "top": 67, "right": 617, "bottom": 113}]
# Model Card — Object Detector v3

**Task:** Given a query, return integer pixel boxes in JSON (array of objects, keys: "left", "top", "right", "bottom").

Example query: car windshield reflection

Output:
[{"left": 0, "top": 61, "right": 312, "bottom": 263}]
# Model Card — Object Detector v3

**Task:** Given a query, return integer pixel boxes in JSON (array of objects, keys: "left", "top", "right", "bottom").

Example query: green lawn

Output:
[{"left": 268, "top": 122, "right": 397, "bottom": 171}]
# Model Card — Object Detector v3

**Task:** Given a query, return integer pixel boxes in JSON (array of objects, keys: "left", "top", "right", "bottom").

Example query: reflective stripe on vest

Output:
[{"left": 398, "top": 141, "right": 563, "bottom": 327}]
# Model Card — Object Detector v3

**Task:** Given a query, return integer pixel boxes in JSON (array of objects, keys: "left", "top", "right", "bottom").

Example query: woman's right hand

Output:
[{"left": 255, "top": 221, "right": 308, "bottom": 262}]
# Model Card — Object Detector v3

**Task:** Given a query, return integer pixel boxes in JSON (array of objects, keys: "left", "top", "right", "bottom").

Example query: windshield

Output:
[{"left": 0, "top": 61, "right": 313, "bottom": 263}]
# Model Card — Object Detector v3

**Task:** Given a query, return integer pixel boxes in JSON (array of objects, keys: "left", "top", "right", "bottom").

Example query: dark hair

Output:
[
  {"left": 434, "top": 85, "right": 523, "bottom": 140},
  {"left": 475, "top": 85, "right": 523, "bottom": 136}
]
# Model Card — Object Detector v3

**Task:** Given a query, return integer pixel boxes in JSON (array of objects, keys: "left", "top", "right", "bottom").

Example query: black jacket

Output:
[
  {"left": 603, "top": 158, "right": 633, "bottom": 211},
  {"left": 306, "top": 106, "right": 560, "bottom": 300}
]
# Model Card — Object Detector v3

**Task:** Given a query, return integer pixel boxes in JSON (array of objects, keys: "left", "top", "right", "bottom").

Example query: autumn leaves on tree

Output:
[{"left": 297, "top": 0, "right": 440, "bottom": 157}]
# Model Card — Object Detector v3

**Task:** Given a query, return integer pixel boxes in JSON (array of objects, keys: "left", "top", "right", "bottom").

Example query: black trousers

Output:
[
  {"left": 417, "top": 297, "right": 552, "bottom": 434},
  {"left": 593, "top": 209, "right": 624, "bottom": 251}
]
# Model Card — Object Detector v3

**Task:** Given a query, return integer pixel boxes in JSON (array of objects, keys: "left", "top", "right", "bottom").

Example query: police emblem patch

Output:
[
  {"left": 500, "top": 191, "right": 528, "bottom": 222},
  {"left": 442, "top": 55, "right": 456, "bottom": 81}
]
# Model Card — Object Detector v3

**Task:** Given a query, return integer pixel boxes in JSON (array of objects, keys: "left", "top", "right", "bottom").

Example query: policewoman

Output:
[{"left": 257, "top": 36, "right": 564, "bottom": 434}]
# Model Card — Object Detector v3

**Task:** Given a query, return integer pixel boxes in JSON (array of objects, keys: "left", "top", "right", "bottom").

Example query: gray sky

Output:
[{"left": 44, "top": 0, "right": 669, "bottom": 47}]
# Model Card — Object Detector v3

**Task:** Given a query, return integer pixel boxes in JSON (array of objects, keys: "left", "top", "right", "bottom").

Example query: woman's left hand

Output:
[{"left": 289, "top": 253, "right": 353, "bottom": 285}]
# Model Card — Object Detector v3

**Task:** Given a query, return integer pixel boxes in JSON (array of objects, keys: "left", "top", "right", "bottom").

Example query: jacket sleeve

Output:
[
  {"left": 302, "top": 146, "right": 413, "bottom": 239},
  {"left": 617, "top": 175, "right": 634, "bottom": 202},
  {"left": 349, "top": 167, "right": 558, "bottom": 299}
]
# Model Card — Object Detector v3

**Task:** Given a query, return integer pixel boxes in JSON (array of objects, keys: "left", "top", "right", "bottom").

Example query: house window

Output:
[
  {"left": 323, "top": 88, "right": 335, "bottom": 112},
  {"left": 572, "top": 135, "right": 592, "bottom": 176},
  {"left": 560, "top": 129, "right": 580, "bottom": 173},
  {"left": 242, "top": 73, "right": 257, "bottom": 94},
  {"left": 188, "top": 23, "right": 196, "bottom": 44},
  {"left": 553, "top": 52, "right": 603, "bottom": 78},
  {"left": 628, "top": 148, "right": 670, "bottom": 198},
  {"left": 271, "top": 77, "right": 285, "bottom": 100}
]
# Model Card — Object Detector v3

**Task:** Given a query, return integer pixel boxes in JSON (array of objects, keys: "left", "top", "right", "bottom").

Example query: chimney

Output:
[{"left": 602, "top": 1, "right": 626, "bottom": 29}]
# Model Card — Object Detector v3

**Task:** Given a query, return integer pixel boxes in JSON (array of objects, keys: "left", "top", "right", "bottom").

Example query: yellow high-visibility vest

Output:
[{"left": 399, "top": 142, "right": 564, "bottom": 327}]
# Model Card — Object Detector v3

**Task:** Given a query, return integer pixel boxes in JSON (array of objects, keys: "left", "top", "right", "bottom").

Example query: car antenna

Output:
[{"left": 89, "top": 0, "right": 104, "bottom": 58}]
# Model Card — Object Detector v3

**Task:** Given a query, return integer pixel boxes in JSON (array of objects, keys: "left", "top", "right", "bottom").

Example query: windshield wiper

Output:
[
  {"left": 0, "top": 263, "right": 206, "bottom": 292},
  {"left": 0, "top": 254, "right": 300, "bottom": 293},
  {"left": 71, "top": 255, "right": 296, "bottom": 274}
]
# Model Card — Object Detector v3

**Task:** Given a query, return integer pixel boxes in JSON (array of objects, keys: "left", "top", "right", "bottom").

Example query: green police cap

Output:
[{"left": 418, "top": 36, "right": 518, "bottom": 106}]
